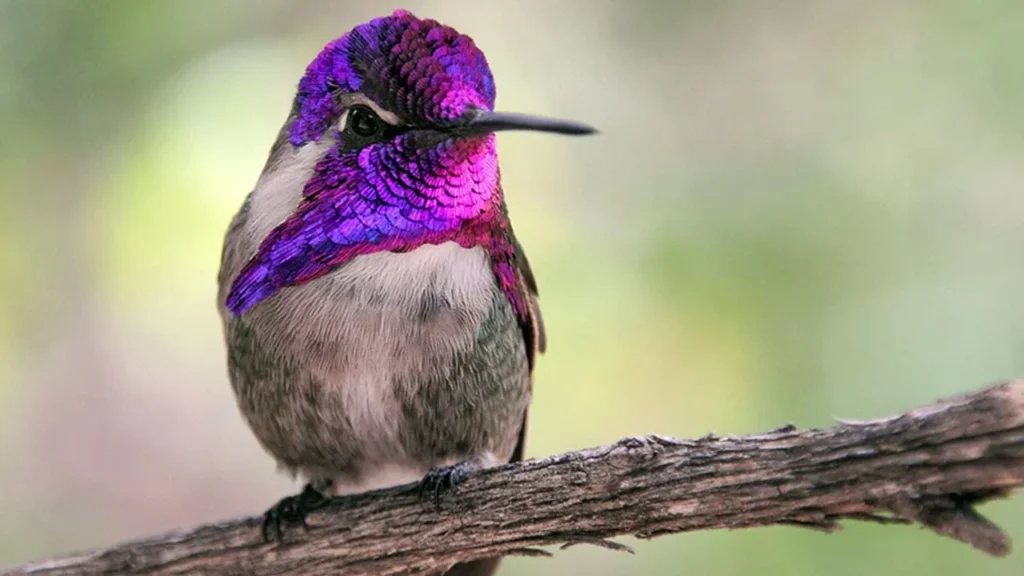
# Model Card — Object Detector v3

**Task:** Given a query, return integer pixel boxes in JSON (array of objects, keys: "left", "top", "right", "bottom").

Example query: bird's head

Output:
[{"left": 225, "top": 9, "right": 595, "bottom": 315}]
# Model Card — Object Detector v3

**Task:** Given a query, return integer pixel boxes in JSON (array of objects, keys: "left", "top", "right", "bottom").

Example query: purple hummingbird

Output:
[{"left": 216, "top": 9, "right": 595, "bottom": 575}]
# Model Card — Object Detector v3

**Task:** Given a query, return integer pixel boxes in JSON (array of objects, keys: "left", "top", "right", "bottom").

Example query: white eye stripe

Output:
[
  {"left": 360, "top": 103, "right": 400, "bottom": 126},
  {"left": 337, "top": 109, "right": 350, "bottom": 131}
]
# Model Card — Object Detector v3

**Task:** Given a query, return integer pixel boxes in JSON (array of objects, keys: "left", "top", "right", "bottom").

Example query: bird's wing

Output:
[{"left": 509, "top": 233, "right": 544, "bottom": 463}]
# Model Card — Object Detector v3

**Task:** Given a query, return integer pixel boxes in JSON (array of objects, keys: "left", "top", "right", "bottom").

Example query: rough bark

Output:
[{"left": 8, "top": 380, "right": 1024, "bottom": 576}]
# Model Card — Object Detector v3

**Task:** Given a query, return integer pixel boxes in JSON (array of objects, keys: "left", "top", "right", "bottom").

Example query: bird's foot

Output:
[
  {"left": 261, "top": 483, "right": 329, "bottom": 543},
  {"left": 417, "top": 459, "right": 474, "bottom": 507}
]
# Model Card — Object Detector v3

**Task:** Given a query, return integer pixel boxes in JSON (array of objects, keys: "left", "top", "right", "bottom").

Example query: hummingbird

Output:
[{"left": 217, "top": 9, "right": 594, "bottom": 574}]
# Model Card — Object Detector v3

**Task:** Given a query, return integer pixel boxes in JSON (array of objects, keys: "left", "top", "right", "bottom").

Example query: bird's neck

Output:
[
  {"left": 244, "top": 135, "right": 506, "bottom": 254},
  {"left": 242, "top": 138, "right": 335, "bottom": 250}
]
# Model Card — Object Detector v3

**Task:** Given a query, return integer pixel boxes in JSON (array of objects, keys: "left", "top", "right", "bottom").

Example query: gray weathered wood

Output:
[{"left": 7, "top": 380, "right": 1024, "bottom": 575}]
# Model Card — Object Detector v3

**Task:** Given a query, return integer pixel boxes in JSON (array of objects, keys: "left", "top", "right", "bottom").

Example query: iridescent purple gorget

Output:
[{"left": 225, "top": 9, "right": 592, "bottom": 320}]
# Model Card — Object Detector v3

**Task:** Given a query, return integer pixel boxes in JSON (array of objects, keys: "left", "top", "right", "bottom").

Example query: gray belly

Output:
[{"left": 220, "top": 243, "right": 530, "bottom": 491}]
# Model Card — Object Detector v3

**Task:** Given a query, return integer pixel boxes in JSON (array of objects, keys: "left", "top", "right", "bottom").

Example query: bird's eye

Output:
[{"left": 347, "top": 105, "right": 381, "bottom": 138}]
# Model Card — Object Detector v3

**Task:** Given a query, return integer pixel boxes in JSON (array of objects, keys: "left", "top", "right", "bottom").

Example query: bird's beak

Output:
[{"left": 460, "top": 110, "right": 597, "bottom": 136}]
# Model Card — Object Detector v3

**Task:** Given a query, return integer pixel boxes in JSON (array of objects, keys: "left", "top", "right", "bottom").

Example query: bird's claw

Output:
[
  {"left": 417, "top": 461, "right": 472, "bottom": 507},
  {"left": 261, "top": 483, "right": 328, "bottom": 543}
]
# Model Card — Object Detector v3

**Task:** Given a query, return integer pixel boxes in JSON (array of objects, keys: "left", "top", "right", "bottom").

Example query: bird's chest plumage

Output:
[{"left": 223, "top": 242, "right": 530, "bottom": 491}]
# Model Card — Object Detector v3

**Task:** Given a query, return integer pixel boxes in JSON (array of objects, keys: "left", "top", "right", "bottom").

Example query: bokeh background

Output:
[{"left": 2, "top": 0, "right": 1024, "bottom": 574}]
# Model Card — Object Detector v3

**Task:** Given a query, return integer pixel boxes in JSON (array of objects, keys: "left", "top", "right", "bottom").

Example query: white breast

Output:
[
  {"left": 269, "top": 242, "right": 497, "bottom": 355},
  {"left": 252, "top": 242, "right": 497, "bottom": 482}
]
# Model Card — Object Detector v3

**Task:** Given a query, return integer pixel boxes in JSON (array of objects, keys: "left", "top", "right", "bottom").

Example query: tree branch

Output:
[{"left": 8, "top": 381, "right": 1024, "bottom": 575}]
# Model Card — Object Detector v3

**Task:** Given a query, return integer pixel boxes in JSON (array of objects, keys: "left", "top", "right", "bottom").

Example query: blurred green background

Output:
[{"left": 2, "top": 0, "right": 1023, "bottom": 574}]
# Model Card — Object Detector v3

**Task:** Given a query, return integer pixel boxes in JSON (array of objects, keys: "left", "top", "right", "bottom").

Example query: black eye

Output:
[{"left": 347, "top": 105, "right": 381, "bottom": 138}]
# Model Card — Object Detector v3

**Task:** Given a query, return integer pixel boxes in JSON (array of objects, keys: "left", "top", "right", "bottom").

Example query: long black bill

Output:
[{"left": 462, "top": 110, "right": 597, "bottom": 136}]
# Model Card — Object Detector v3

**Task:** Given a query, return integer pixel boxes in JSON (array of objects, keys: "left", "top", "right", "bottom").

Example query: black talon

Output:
[
  {"left": 417, "top": 460, "right": 472, "bottom": 507},
  {"left": 261, "top": 483, "right": 329, "bottom": 543}
]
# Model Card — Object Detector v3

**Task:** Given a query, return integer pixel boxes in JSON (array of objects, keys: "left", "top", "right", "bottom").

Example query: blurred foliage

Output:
[{"left": 2, "top": 1, "right": 1023, "bottom": 574}]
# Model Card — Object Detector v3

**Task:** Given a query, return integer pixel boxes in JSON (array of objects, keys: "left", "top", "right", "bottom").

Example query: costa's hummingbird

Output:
[{"left": 217, "top": 9, "right": 594, "bottom": 574}]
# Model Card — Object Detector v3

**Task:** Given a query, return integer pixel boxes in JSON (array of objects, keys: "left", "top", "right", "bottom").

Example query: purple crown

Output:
[{"left": 290, "top": 9, "right": 497, "bottom": 147}]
